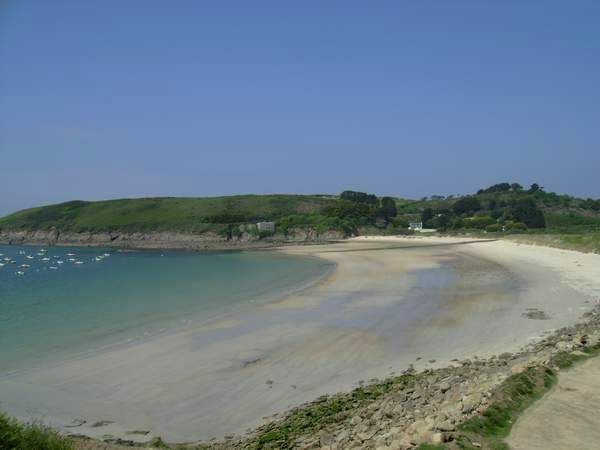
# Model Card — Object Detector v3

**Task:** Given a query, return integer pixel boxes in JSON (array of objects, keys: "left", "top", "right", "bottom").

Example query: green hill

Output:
[
  {"left": 1, "top": 185, "right": 599, "bottom": 239},
  {"left": 0, "top": 195, "right": 338, "bottom": 233}
]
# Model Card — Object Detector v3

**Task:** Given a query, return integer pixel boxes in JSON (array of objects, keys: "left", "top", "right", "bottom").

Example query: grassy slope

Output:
[{"left": 0, "top": 195, "right": 337, "bottom": 233}]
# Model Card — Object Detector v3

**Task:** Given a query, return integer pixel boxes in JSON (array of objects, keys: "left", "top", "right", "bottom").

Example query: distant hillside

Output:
[
  {"left": 1, "top": 185, "right": 599, "bottom": 242},
  {"left": 0, "top": 195, "right": 338, "bottom": 233},
  {"left": 395, "top": 182, "right": 600, "bottom": 233}
]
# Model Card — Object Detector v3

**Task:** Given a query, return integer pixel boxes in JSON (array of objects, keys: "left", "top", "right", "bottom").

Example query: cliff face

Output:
[{"left": 0, "top": 228, "right": 346, "bottom": 250}]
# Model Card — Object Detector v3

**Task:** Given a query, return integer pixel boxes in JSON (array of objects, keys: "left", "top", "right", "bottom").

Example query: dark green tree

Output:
[
  {"left": 510, "top": 183, "right": 523, "bottom": 192},
  {"left": 511, "top": 199, "right": 546, "bottom": 228},
  {"left": 379, "top": 197, "right": 398, "bottom": 221},
  {"left": 421, "top": 208, "right": 434, "bottom": 227},
  {"left": 452, "top": 196, "right": 482, "bottom": 215},
  {"left": 340, "top": 191, "right": 378, "bottom": 204}
]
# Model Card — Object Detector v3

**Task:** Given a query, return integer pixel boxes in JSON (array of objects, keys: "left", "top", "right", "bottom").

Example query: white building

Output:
[
  {"left": 256, "top": 221, "right": 275, "bottom": 233},
  {"left": 409, "top": 222, "right": 423, "bottom": 231}
]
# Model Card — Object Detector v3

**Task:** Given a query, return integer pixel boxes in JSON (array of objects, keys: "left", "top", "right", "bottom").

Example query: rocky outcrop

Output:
[{"left": 0, "top": 227, "right": 346, "bottom": 250}]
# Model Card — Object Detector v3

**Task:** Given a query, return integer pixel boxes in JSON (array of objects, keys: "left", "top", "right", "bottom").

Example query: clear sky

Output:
[{"left": 1, "top": 1, "right": 599, "bottom": 216}]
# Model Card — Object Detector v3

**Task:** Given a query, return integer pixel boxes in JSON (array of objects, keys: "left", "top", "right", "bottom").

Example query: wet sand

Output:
[{"left": 1, "top": 237, "right": 599, "bottom": 443}]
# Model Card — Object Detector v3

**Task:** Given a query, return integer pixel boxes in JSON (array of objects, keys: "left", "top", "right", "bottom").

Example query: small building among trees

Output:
[{"left": 256, "top": 221, "right": 275, "bottom": 233}]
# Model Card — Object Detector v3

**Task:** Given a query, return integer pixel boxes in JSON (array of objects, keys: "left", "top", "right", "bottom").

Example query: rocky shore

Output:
[
  {"left": 0, "top": 227, "right": 345, "bottom": 251},
  {"left": 193, "top": 303, "right": 600, "bottom": 450}
]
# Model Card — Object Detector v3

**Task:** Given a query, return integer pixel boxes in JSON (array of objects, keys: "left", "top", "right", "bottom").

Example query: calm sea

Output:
[{"left": 0, "top": 245, "right": 330, "bottom": 373}]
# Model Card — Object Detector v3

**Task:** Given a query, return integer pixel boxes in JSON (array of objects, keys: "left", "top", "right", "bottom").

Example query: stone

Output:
[
  {"left": 431, "top": 432, "right": 444, "bottom": 445},
  {"left": 436, "top": 421, "right": 455, "bottom": 432},
  {"left": 439, "top": 381, "right": 451, "bottom": 393},
  {"left": 555, "top": 341, "right": 574, "bottom": 352}
]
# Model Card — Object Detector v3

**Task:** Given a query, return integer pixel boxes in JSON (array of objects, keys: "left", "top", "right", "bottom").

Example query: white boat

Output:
[
  {"left": 0, "top": 263, "right": 5, "bottom": 267},
  {"left": 16, "top": 271, "right": 25, "bottom": 276},
  {"left": 57, "top": 261, "right": 64, "bottom": 265},
  {"left": 26, "top": 255, "right": 34, "bottom": 260},
  {"left": 74, "top": 261, "right": 84, "bottom": 265},
  {"left": 41, "top": 257, "right": 50, "bottom": 261},
  {"left": 66, "top": 253, "right": 76, "bottom": 256},
  {"left": 49, "top": 266, "right": 58, "bottom": 270},
  {"left": 19, "top": 264, "right": 30, "bottom": 268},
  {"left": 67, "top": 258, "right": 76, "bottom": 262}
]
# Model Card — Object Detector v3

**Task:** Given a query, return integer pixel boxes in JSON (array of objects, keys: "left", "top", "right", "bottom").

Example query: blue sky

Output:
[{"left": 1, "top": 1, "right": 599, "bottom": 215}]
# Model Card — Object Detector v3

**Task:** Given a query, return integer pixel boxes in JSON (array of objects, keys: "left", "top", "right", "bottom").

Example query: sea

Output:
[{"left": 0, "top": 244, "right": 331, "bottom": 373}]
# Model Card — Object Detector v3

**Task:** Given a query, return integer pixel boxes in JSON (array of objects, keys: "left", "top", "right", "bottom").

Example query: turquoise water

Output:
[{"left": 0, "top": 245, "right": 330, "bottom": 373}]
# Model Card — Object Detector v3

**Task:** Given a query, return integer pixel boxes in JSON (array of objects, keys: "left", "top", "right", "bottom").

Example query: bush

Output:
[
  {"left": 463, "top": 216, "right": 495, "bottom": 229},
  {"left": 0, "top": 413, "right": 72, "bottom": 450},
  {"left": 486, "top": 224, "right": 502, "bottom": 232},
  {"left": 506, "top": 222, "right": 527, "bottom": 231}
]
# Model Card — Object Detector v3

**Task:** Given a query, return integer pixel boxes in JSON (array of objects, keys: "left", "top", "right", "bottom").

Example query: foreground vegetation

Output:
[{"left": 0, "top": 413, "right": 72, "bottom": 450}]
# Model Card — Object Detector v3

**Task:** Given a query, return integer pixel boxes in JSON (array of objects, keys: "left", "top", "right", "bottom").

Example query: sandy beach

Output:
[{"left": 1, "top": 236, "right": 600, "bottom": 443}]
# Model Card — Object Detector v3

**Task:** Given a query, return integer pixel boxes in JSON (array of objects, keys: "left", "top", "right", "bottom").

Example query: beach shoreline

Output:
[{"left": 1, "top": 236, "right": 599, "bottom": 444}]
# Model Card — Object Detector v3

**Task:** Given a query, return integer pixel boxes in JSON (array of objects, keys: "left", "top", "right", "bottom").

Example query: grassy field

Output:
[{"left": 0, "top": 195, "right": 337, "bottom": 233}]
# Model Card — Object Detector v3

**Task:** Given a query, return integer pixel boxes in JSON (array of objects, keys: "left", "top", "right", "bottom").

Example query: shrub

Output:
[
  {"left": 506, "top": 222, "right": 527, "bottom": 231},
  {"left": 486, "top": 224, "right": 502, "bottom": 232},
  {"left": 0, "top": 413, "right": 73, "bottom": 450},
  {"left": 463, "top": 216, "right": 495, "bottom": 229}
]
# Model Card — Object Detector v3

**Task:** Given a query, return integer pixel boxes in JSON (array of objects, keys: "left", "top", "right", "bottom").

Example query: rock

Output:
[
  {"left": 555, "top": 341, "right": 575, "bottom": 352},
  {"left": 350, "top": 415, "right": 363, "bottom": 426},
  {"left": 461, "top": 394, "right": 481, "bottom": 414},
  {"left": 335, "top": 429, "right": 349, "bottom": 442},
  {"left": 387, "top": 439, "right": 412, "bottom": 450},
  {"left": 511, "top": 363, "right": 528, "bottom": 375},
  {"left": 431, "top": 432, "right": 444, "bottom": 444},
  {"left": 439, "top": 382, "right": 451, "bottom": 393},
  {"left": 436, "top": 421, "right": 455, "bottom": 432},
  {"left": 357, "top": 429, "right": 378, "bottom": 442}
]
